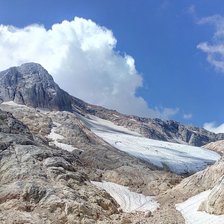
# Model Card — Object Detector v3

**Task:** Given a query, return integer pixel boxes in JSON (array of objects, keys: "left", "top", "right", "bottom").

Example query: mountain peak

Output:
[
  {"left": 19, "top": 62, "right": 45, "bottom": 70},
  {"left": 17, "top": 62, "right": 54, "bottom": 82},
  {"left": 0, "top": 63, "right": 72, "bottom": 111}
]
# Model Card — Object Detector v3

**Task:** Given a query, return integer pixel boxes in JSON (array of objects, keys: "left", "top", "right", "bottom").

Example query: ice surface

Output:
[
  {"left": 83, "top": 115, "right": 220, "bottom": 175},
  {"left": 176, "top": 190, "right": 224, "bottom": 224},
  {"left": 92, "top": 181, "right": 159, "bottom": 213},
  {"left": 1, "top": 101, "right": 29, "bottom": 108}
]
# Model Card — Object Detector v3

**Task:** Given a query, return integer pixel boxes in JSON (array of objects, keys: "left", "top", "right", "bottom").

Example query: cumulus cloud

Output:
[
  {"left": 203, "top": 122, "right": 224, "bottom": 134},
  {"left": 0, "top": 17, "right": 177, "bottom": 118},
  {"left": 197, "top": 15, "right": 224, "bottom": 72}
]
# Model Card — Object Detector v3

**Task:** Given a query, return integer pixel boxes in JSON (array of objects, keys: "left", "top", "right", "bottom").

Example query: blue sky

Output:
[{"left": 0, "top": 0, "right": 224, "bottom": 130}]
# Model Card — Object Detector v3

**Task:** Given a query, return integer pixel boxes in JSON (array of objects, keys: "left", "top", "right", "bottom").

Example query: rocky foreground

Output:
[
  {"left": 1, "top": 102, "right": 224, "bottom": 224},
  {"left": 0, "top": 109, "right": 121, "bottom": 224},
  {"left": 0, "top": 103, "right": 183, "bottom": 224}
]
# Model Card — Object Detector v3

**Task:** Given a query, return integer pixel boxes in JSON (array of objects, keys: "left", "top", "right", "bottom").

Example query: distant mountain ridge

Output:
[{"left": 0, "top": 62, "right": 223, "bottom": 146}]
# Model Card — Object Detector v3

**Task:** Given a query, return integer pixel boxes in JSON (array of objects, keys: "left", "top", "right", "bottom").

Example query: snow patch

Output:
[
  {"left": 47, "top": 122, "right": 77, "bottom": 152},
  {"left": 1, "top": 101, "right": 29, "bottom": 108},
  {"left": 82, "top": 114, "right": 141, "bottom": 136},
  {"left": 83, "top": 115, "right": 220, "bottom": 175},
  {"left": 92, "top": 181, "right": 159, "bottom": 213},
  {"left": 176, "top": 190, "right": 224, "bottom": 224}
]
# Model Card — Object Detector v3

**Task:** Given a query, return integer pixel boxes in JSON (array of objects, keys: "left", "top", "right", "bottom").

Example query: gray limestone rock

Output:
[
  {"left": 0, "top": 63, "right": 73, "bottom": 111},
  {"left": 199, "top": 176, "right": 224, "bottom": 215},
  {"left": 0, "top": 109, "right": 119, "bottom": 223}
]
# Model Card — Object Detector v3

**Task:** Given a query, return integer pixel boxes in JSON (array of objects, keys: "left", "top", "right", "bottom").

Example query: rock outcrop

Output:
[
  {"left": 0, "top": 109, "right": 120, "bottom": 224},
  {"left": 162, "top": 155, "right": 224, "bottom": 216},
  {"left": 203, "top": 140, "right": 224, "bottom": 155},
  {"left": 199, "top": 176, "right": 224, "bottom": 215},
  {"left": 0, "top": 63, "right": 73, "bottom": 111}
]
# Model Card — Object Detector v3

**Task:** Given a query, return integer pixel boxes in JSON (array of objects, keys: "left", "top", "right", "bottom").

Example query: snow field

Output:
[
  {"left": 92, "top": 181, "right": 159, "bottom": 213},
  {"left": 47, "top": 122, "right": 77, "bottom": 152},
  {"left": 176, "top": 190, "right": 224, "bottom": 224},
  {"left": 84, "top": 115, "right": 220, "bottom": 175}
]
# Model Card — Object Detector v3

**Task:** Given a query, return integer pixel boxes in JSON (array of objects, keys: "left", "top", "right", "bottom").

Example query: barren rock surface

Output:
[
  {"left": 199, "top": 176, "right": 224, "bottom": 215},
  {"left": 0, "top": 110, "right": 121, "bottom": 224},
  {"left": 0, "top": 102, "right": 183, "bottom": 223},
  {"left": 204, "top": 140, "right": 224, "bottom": 155}
]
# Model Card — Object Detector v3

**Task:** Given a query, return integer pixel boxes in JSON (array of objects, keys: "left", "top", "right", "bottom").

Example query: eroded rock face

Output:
[
  {"left": 204, "top": 140, "right": 224, "bottom": 155},
  {"left": 171, "top": 157, "right": 224, "bottom": 198},
  {"left": 199, "top": 176, "right": 224, "bottom": 215},
  {"left": 0, "top": 103, "right": 186, "bottom": 223},
  {"left": 0, "top": 103, "right": 180, "bottom": 196},
  {"left": 0, "top": 63, "right": 72, "bottom": 111},
  {"left": 0, "top": 110, "right": 119, "bottom": 224},
  {"left": 163, "top": 154, "right": 224, "bottom": 216},
  {"left": 0, "top": 108, "right": 32, "bottom": 138}
]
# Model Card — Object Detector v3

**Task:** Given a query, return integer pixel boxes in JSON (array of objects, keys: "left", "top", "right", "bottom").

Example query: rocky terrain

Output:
[
  {"left": 0, "top": 63, "right": 224, "bottom": 224},
  {"left": 0, "top": 109, "right": 122, "bottom": 224},
  {"left": 204, "top": 140, "right": 224, "bottom": 155}
]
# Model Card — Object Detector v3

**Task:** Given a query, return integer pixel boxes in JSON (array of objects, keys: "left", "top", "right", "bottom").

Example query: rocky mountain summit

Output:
[
  {"left": 0, "top": 63, "right": 73, "bottom": 111},
  {"left": 0, "top": 63, "right": 224, "bottom": 224}
]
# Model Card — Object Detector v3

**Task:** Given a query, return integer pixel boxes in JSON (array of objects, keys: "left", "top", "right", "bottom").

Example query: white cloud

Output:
[
  {"left": 0, "top": 17, "right": 177, "bottom": 119},
  {"left": 203, "top": 122, "right": 224, "bottom": 134},
  {"left": 183, "top": 113, "right": 192, "bottom": 120},
  {"left": 197, "top": 15, "right": 224, "bottom": 72}
]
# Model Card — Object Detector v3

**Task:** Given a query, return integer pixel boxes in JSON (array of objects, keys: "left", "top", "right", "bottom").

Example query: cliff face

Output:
[{"left": 0, "top": 63, "right": 73, "bottom": 111}]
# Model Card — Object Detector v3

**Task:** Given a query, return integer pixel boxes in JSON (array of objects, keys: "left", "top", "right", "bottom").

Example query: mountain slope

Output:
[
  {"left": 0, "top": 100, "right": 184, "bottom": 223},
  {"left": 0, "top": 62, "right": 223, "bottom": 147},
  {"left": 81, "top": 114, "right": 220, "bottom": 175},
  {"left": 0, "top": 109, "right": 121, "bottom": 224}
]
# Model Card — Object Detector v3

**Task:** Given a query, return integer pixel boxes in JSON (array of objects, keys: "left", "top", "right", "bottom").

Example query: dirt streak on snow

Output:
[
  {"left": 83, "top": 115, "right": 220, "bottom": 175},
  {"left": 47, "top": 122, "right": 76, "bottom": 152},
  {"left": 176, "top": 190, "right": 224, "bottom": 224},
  {"left": 92, "top": 181, "right": 159, "bottom": 213}
]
